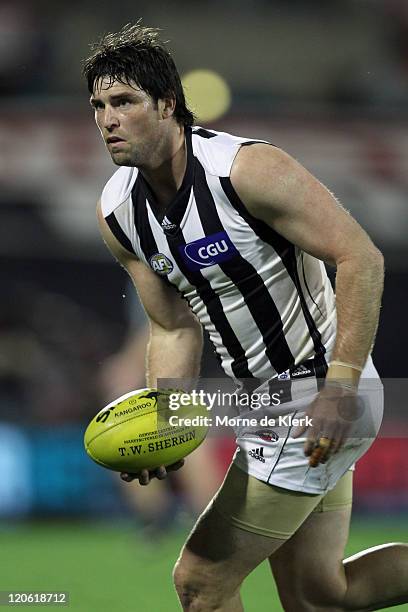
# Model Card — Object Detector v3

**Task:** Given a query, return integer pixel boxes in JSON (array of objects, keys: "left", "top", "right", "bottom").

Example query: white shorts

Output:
[{"left": 233, "top": 356, "right": 384, "bottom": 494}]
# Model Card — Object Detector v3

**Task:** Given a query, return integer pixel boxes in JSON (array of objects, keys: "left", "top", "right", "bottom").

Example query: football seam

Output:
[{"left": 86, "top": 448, "right": 115, "bottom": 470}]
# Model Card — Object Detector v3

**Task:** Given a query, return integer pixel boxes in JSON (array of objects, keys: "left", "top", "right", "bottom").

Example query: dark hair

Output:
[{"left": 82, "top": 21, "right": 194, "bottom": 127}]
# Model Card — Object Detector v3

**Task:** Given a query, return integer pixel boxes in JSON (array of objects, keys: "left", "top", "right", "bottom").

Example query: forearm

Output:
[
  {"left": 146, "top": 323, "right": 203, "bottom": 388},
  {"left": 328, "top": 248, "right": 384, "bottom": 382}
]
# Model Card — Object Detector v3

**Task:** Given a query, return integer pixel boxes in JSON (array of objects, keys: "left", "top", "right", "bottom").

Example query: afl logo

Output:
[{"left": 149, "top": 253, "right": 174, "bottom": 276}]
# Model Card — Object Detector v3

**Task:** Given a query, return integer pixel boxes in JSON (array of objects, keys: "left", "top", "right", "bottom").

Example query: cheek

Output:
[
  {"left": 130, "top": 108, "right": 156, "bottom": 132},
  {"left": 140, "top": 100, "right": 159, "bottom": 124},
  {"left": 95, "top": 114, "right": 104, "bottom": 132}
]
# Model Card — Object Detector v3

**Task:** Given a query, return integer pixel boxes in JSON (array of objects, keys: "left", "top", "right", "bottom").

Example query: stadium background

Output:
[{"left": 1, "top": 1, "right": 407, "bottom": 610}]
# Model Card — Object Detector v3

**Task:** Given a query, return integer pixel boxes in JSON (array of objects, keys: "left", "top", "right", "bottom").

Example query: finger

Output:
[
  {"left": 309, "top": 447, "right": 325, "bottom": 467},
  {"left": 167, "top": 459, "right": 185, "bottom": 472},
  {"left": 306, "top": 420, "right": 336, "bottom": 449},
  {"left": 138, "top": 469, "right": 150, "bottom": 486},
  {"left": 320, "top": 447, "right": 335, "bottom": 463},
  {"left": 308, "top": 437, "right": 333, "bottom": 467},
  {"left": 120, "top": 472, "right": 137, "bottom": 482},
  {"left": 331, "top": 432, "right": 346, "bottom": 454},
  {"left": 302, "top": 416, "right": 327, "bottom": 454},
  {"left": 319, "top": 436, "right": 336, "bottom": 463},
  {"left": 304, "top": 438, "right": 316, "bottom": 456},
  {"left": 292, "top": 424, "right": 307, "bottom": 439},
  {"left": 318, "top": 436, "right": 332, "bottom": 450},
  {"left": 154, "top": 466, "right": 168, "bottom": 480},
  {"left": 322, "top": 422, "right": 344, "bottom": 455},
  {"left": 303, "top": 424, "right": 325, "bottom": 455},
  {"left": 309, "top": 445, "right": 329, "bottom": 467}
]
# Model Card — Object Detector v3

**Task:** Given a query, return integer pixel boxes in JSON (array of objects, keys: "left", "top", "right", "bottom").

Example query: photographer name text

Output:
[{"left": 168, "top": 415, "right": 313, "bottom": 428}]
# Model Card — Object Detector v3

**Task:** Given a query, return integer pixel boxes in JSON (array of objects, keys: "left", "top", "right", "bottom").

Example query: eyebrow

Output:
[{"left": 90, "top": 91, "right": 140, "bottom": 106}]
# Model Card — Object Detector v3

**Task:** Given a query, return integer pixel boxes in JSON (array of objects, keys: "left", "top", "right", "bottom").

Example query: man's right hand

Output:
[{"left": 120, "top": 459, "right": 185, "bottom": 485}]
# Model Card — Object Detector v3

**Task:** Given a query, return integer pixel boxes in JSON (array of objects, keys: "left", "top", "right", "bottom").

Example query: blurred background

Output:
[{"left": 1, "top": 1, "right": 407, "bottom": 610}]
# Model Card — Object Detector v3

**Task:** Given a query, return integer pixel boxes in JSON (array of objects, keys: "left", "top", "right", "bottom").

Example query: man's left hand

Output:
[{"left": 292, "top": 382, "right": 362, "bottom": 467}]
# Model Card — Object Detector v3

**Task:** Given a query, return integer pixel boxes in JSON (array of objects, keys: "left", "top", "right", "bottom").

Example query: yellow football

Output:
[{"left": 84, "top": 388, "right": 208, "bottom": 472}]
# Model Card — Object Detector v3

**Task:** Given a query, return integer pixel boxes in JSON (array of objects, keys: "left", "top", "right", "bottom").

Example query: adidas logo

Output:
[
  {"left": 248, "top": 447, "right": 265, "bottom": 463},
  {"left": 291, "top": 364, "right": 312, "bottom": 377},
  {"left": 161, "top": 216, "right": 178, "bottom": 232}
]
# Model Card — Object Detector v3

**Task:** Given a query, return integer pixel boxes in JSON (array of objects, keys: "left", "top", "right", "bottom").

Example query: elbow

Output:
[
  {"left": 365, "top": 245, "right": 384, "bottom": 273},
  {"left": 337, "top": 241, "right": 384, "bottom": 272},
  {"left": 357, "top": 245, "right": 385, "bottom": 292},
  {"left": 173, "top": 312, "right": 203, "bottom": 339},
  {"left": 151, "top": 315, "right": 203, "bottom": 343}
]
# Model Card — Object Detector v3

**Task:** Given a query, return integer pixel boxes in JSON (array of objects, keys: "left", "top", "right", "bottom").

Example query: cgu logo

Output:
[
  {"left": 186, "top": 239, "right": 229, "bottom": 266},
  {"left": 180, "top": 231, "right": 238, "bottom": 271}
]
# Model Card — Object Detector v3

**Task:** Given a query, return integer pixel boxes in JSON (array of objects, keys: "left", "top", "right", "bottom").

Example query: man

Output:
[{"left": 83, "top": 23, "right": 408, "bottom": 611}]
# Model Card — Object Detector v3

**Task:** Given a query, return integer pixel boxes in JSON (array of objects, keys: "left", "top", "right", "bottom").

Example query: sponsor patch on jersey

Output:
[
  {"left": 179, "top": 232, "right": 238, "bottom": 271},
  {"left": 149, "top": 253, "right": 174, "bottom": 276},
  {"left": 255, "top": 429, "right": 279, "bottom": 443}
]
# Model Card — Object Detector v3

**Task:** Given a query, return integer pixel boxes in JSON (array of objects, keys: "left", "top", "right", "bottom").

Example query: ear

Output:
[{"left": 158, "top": 96, "right": 176, "bottom": 120}]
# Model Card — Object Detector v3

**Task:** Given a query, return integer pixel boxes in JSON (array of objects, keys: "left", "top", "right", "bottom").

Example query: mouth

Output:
[{"left": 106, "top": 136, "right": 126, "bottom": 144}]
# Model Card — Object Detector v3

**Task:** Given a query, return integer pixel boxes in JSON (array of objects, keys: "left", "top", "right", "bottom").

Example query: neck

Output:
[{"left": 140, "top": 124, "right": 187, "bottom": 209}]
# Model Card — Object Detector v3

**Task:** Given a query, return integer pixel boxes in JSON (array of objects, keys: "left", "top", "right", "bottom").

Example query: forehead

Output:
[{"left": 91, "top": 77, "right": 145, "bottom": 98}]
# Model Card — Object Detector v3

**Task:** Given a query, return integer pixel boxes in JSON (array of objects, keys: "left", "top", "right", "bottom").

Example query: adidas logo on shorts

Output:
[{"left": 248, "top": 447, "right": 265, "bottom": 463}]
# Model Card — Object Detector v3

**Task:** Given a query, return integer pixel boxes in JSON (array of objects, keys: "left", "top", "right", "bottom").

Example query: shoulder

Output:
[
  {"left": 191, "top": 126, "right": 268, "bottom": 177},
  {"left": 230, "top": 144, "right": 305, "bottom": 215},
  {"left": 100, "top": 166, "right": 138, "bottom": 217},
  {"left": 232, "top": 143, "right": 292, "bottom": 184}
]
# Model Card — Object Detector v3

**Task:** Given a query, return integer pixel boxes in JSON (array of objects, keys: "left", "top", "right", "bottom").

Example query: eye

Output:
[{"left": 117, "top": 98, "right": 131, "bottom": 107}]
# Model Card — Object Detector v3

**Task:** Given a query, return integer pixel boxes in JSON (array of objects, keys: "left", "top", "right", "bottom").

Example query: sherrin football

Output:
[{"left": 84, "top": 388, "right": 208, "bottom": 472}]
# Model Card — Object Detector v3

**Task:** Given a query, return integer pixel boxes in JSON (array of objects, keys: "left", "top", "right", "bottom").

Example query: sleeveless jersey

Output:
[{"left": 100, "top": 126, "right": 337, "bottom": 384}]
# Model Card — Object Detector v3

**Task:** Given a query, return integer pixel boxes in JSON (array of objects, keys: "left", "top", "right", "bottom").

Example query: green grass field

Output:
[{"left": 0, "top": 518, "right": 407, "bottom": 611}]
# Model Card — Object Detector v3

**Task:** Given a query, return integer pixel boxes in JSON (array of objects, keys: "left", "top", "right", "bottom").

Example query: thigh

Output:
[
  {"left": 178, "top": 500, "right": 285, "bottom": 592},
  {"left": 213, "top": 463, "right": 323, "bottom": 539},
  {"left": 177, "top": 463, "right": 324, "bottom": 591},
  {"left": 269, "top": 502, "right": 352, "bottom": 609}
]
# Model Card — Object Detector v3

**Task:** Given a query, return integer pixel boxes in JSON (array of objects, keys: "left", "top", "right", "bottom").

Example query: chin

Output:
[
  {"left": 111, "top": 151, "right": 141, "bottom": 167},
  {"left": 111, "top": 154, "right": 133, "bottom": 166},
  {"left": 113, "top": 160, "right": 134, "bottom": 167}
]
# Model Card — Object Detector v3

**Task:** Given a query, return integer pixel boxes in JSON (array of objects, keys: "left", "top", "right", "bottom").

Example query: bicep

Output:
[
  {"left": 96, "top": 200, "right": 197, "bottom": 332},
  {"left": 231, "top": 145, "right": 377, "bottom": 266}
]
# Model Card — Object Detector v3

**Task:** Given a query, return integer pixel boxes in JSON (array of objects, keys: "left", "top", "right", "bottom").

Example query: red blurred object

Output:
[
  {"left": 355, "top": 438, "right": 408, "bottom": 492},
  {"left": 215, "top": 437, "right": 236, "bottom": 474}
]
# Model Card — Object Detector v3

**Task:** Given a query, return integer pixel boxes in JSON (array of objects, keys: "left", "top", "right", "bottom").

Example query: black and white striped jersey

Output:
[{"left": 101, "top": 126, "right": 337, "bottom": 384}]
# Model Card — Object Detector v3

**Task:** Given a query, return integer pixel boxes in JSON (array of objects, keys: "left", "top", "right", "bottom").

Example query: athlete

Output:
[{"left": 83, "top": 23, "right": 408, "bottom": 611}]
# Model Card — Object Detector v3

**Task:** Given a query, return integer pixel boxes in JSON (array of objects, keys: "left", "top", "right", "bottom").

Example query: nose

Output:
[{"left": 103, "top": 105, "right": 119, "bottom": 131}]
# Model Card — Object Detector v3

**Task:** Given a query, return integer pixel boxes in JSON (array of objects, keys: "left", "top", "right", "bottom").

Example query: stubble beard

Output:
[{"left": 110, "top": 148, "right": 142, "bottom": 168}]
